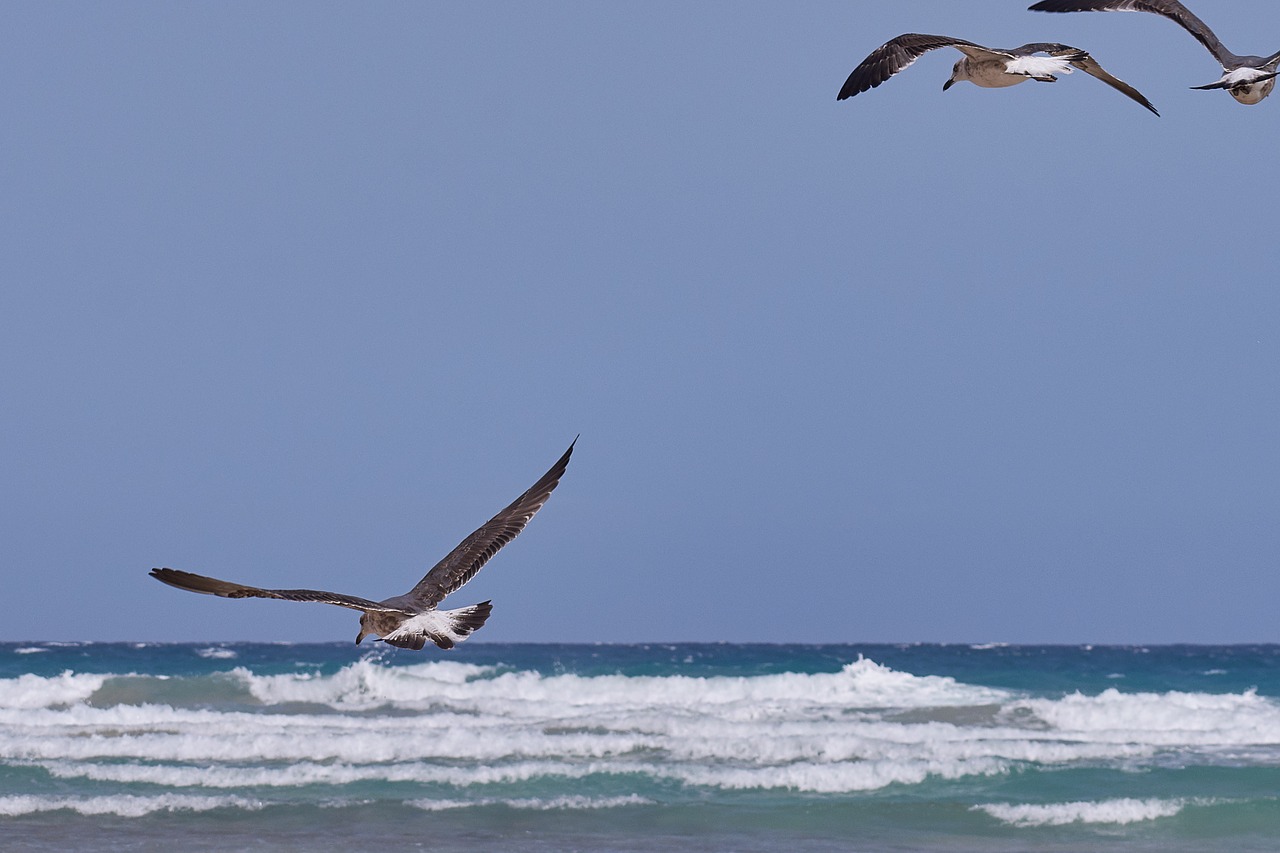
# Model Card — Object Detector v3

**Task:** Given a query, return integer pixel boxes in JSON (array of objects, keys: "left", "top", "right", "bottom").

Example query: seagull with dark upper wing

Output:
[
  {"left": 150, "top": 440, "right": 574, "bottom": 650},
  {"left": 1029, "top": 0, "right": 1280, "bottom": 104},
  {"left": 837, "top": 33, "right": 1159, "bottom": 115}
]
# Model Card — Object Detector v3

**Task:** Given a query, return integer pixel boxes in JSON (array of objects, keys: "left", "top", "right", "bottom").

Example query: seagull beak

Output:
[
  {"left": 942, "top": 78, "right": 955, "bottom": 92},
  {"left": 355, "top": 631, "right": 366, "bottom": 645}
]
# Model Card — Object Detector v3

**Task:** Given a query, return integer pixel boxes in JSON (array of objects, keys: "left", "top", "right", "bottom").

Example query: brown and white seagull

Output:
[
  {"left": 149, "top": 440, "right": 574, "bottom": 650},
  {"left": 1029, "top": 0, "right": 1280, "bottom": 105},
  {"left": 837, "top": 33, "right": 1159, "bottom": 115}
]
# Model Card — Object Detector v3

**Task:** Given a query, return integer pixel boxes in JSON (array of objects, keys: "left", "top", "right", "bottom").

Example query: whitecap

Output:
[
  {"left": 1012, "top": 687, "right": 1280, "bottom": 746},
  {"left": 9, "top": 659, "right": 1280, "bottom": 797},
  {"left": 408, "top": 795, "right": 651, "bottom": 812},
  {"left": 13, "top": 647, "right": 49, "bottom": 655},
  {"left": 0, "top": 793, "right": 264, "bottom": 817},
  {"left": 195, "top": 647, "right": 238, "bottom": 660},
  {"left": 974, "top": 797, "right": 1190, "bottom": 827},
  {"left": 233, "top": 655, "right": 1009, "bottom": 714},
  {"left": 0, "top": 672, "right": 107, "bottom": 710}
]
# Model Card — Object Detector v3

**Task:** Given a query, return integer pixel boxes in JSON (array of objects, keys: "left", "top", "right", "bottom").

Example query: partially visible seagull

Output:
[
  {"left": 150, "top": 440, "right": 575, "bottom": 650},
  {"left": 837, "top": 33, "right": 1159, "bottom": 114},
  {"left": 1029, "top": 0, "right": 1280, "bottom": 105}
]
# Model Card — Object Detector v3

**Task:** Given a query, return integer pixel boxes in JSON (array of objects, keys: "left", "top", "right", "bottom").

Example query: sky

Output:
[{"left": 2, "top": 1, "right": 1278, "bottom": 645}]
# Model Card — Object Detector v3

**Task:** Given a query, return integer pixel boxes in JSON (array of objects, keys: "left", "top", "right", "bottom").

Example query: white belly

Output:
[{"left": 1229, "top": 75, "right": 1276, "bottom": 105}]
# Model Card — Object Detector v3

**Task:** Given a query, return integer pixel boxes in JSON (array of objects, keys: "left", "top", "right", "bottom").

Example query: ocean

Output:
[{"left": 3, "top": 642, "right": 1280, "bottom": 852}]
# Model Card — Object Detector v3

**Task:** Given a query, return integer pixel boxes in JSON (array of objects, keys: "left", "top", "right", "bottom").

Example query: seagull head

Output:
[
  {"left": 943, "top": 59, "right": 968, "bottom": 91},
  {"left": 942, "top": 56, "right": 967, "bottom": 92},
  {"left": 356, "top": 612, "right": 372, "bottom": 645}
]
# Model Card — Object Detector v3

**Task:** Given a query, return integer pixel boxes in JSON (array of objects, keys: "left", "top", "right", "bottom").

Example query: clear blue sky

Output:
[{"left": 3, "top": 1, "right": 1277, "bottom": 644}]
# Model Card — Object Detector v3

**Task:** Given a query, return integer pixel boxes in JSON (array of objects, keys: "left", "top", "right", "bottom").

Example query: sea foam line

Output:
[
  {"left": 8, "top": 658, "right": 1280, "bottom": 796},
  {"left": 27, "top": 754, "right": 1013, "bottom": 794},
  {"left": 0, "top": 793, "right": 264, "bottom": 817},
  {"left": 235, "top": 656, "right": 1012, "bottom": 713},
  {"left": 974, "top": 797, "right": 1195, "bottom": 827},
  {"left": 408, "top": 794, "right": 652, "bottom": 812}
]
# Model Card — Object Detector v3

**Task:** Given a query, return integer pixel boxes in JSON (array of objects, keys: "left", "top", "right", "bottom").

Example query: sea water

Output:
[{"left": 3, "top": 642, "right": 1280, "bottom": 851}]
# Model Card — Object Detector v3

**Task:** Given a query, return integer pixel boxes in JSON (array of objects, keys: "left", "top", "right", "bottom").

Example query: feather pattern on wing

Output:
[
  {"left": 1017, "top": 42, "right": 1160, "bottom": 113},
  {"left": 838, "top": 34, "right": 983, "bottom": 100},
  {"left": 1029, "top": 0, "right": 1233, "bottom": 65},
  {"left": 149, "top": 568, "right": 402, "bottom": 613},
  {"left": 400, "top": 439, "right": 575, "bottom": 609},
  {"left": 1069, "top": 52, "right": 1161, "bottom": 113}
]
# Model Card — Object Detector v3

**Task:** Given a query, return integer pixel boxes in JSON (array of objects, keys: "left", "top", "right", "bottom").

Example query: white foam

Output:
[
  {"left": 35, "top": 758, "right": 628, "bottom": 789},
  {"left": 236, "top": 659, "right": 501, "bottom": 708},
  {"left": 672, "top": 756, "right": 1011, "bottom": 793},
  {"left": 1012, "top": 688, "right": 1280, "bottom": 746},
  {"left": 975, "top": 797, "right": 1190, "bottom": 827},
  {"left": 195, "top": 647, "right": 238, "bottom": 660},
  {"left": 6, "top": 658, "right": 1280, "bottom": 796},
  {"left": 0, "top": 793, "right": 263, "bottom": 817},
  {"left": 13, "top": 647, "right": 50, "bottom": 655},
  {"left": 408, "top": 795, "right": 651, "bottom": 811},
  {"left": 237, "top": 655, "right": 1009, "bottom": 713},
  {"left": 0, "top": 672, "right": 106, "bottom": 709}
]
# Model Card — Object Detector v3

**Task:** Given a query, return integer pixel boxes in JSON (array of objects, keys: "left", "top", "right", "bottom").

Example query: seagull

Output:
[
  {"left": 1029, "top": 0, "right": 1280, "bottom": 105},
  {"left": 837, "top": 33, "right": 1159, "bottom": 115},
  {"left": 149, "top": 440, "right": 574, "bottom": 650}
]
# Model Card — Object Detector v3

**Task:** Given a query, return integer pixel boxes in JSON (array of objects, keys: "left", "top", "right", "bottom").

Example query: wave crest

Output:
[{"left": 975, "top": 797, "right": 1192, "bottom": 827}]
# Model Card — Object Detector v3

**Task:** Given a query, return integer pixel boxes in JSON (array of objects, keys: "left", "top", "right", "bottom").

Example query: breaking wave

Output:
[
  {"left": 4, "top": 655, "right": 1280, "bottom": 802},
  {"left": 975, "top": 797, "right": 1195, "bottom": 827}
]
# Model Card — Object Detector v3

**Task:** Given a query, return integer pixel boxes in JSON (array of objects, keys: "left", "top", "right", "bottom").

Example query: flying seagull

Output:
[
  {"left": 1029, "top": 0, "right": 1280, "bottom": 104},
  {"left": 837, "top": 33, "right": 1159, "bottom": 115},
  {"left": 150, "top": 440, "right": 575, "bottom": 650}
]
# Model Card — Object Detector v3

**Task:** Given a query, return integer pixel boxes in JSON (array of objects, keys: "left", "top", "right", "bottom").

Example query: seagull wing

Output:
[
  {"left": 1019, "top": 43, "right": 1159, "bottom": 114},
  {"left": 838, "top": 34, "right": 984, "bottom": 100},
  {"left": 1028, "top": 0, "right": 1234, "bottom": 67},
  {"left": 1071, "top": 52, "right": 1160, "bottom": 113},
  {"left": 399, "top": 440, "right": 575, "bottom": 610},
  {"left": 149, "top": 567, "right": 401, "bottom": 613}
]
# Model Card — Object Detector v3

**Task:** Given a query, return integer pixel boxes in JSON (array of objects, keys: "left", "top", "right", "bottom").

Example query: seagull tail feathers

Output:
[
  {"left": 381, "top": 601, "right": 494, "bottom": 651},
  {"left": 436, "top": 601, "right": 493, "bottom": 648}
]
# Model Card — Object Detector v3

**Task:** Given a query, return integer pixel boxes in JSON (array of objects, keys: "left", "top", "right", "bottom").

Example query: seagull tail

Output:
[
  {"left": 382, "top": 601, "right": 494, "bottom": 651},
  {"left": 434, "top": 601, "right": 493, "bottom": 649}
]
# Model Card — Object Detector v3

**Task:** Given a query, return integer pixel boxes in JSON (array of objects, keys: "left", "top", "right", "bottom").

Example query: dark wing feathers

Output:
[
  {"left": 149, "top": 441, "right": 575, "bottom": 621},
  {"left": 1013, "top": 42, "right": 1159, "bottom": 113},
  {"left": 403, "top": 439, "right": 575, "bottom": 609},
  {"left": 1029, "top": 0, "right": 1233, "bottom": 66},
  {"left": 1014, "top": 42, "right": 1089, "bottom": 60},
  {"left": 1069, "top": 52, "right": 1161, "bottom": 114},
  {"left": 149, "top": 567, "right": 400, "bottom": 613},
  {"left": 838, "top": 34, "right": 980, "bottom": 100}
]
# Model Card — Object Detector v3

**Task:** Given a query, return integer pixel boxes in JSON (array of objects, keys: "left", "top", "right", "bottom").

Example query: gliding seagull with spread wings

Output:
[
  {"left": 1030, "top": 0, "right": 1280, "bottom": 105},
  {"left": 837, "top": 33, "right": 1159, "bottom": 115},
  {"left": 150, "top": 440, "right": 574, "bottom": 650}
]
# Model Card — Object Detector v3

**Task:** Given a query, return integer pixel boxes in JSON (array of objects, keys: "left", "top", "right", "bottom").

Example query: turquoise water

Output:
[{"left": 3, "top": 642, "right": 1280, "bottom": 851}]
